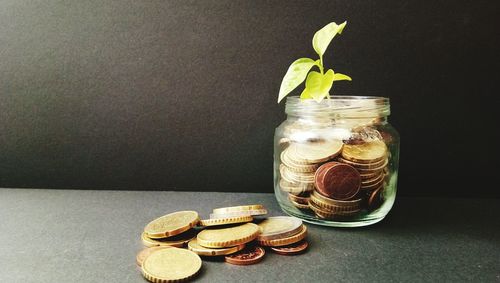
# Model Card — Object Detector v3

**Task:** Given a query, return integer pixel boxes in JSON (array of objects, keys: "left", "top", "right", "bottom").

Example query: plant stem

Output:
[
  {"left": 319, "top": 56, "right": 330, "bottom": 100},
  {"left": 319, "top": 56, "right": 324, "bottom": 74}
]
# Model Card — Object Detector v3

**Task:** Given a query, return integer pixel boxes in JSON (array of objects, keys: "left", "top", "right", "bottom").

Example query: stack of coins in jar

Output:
[{"left": 274, "top": 96, "right": 399, "bottom": 227}]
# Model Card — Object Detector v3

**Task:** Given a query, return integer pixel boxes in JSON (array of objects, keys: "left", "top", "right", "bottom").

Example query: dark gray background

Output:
[{"left": 1, "top": 0, "right": 498, "bottom": 197}]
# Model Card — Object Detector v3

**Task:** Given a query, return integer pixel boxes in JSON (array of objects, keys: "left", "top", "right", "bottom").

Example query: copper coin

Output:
[
  {"left": 368, "top": 186, "right": 383, "bottom": 209},
  {"left": 288, "top": 193, "right": 310, "bottom": 205},
  {"left": 316, "top": 162, "right": 361, "bottom": 200},
  {"left": 313, "top": 162, "right": 338, "bottom": 191},
  {"left": 270, "top": 240, "right": 309, "bottom": 255},
  {"left": 289, "top": 200, "right": 311, "bottom": 210},
  {"left": 224, "top": 246, "right": 265, "bottom": 265}
]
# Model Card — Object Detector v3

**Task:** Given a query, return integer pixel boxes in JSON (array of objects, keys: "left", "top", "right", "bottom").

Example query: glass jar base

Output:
[{"left": 278, "top": 202, "right": 386, "bottom": 228}]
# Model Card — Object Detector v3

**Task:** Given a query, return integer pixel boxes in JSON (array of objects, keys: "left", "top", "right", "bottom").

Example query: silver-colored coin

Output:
[
  {"left": 257, "top": 216, "right": 304, "bottom": 241},
  {"left": 209, "top": 209, "right": 268, "bottom": 219}
]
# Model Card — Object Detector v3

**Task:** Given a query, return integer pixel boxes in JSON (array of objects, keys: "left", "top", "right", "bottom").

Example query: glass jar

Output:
[{"left": 274, "top": 96, "right": 399, "bottom": 227}]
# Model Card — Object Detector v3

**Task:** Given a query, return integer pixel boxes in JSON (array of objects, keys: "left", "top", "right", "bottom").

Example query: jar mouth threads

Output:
[{"left": 285, "top": 96, "right": 390, "bottom": 119}]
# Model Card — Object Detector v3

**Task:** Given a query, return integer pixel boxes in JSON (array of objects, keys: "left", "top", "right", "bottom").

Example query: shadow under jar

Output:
[{"left": 274, "top": 96, "right": 400, "bottom": 227}]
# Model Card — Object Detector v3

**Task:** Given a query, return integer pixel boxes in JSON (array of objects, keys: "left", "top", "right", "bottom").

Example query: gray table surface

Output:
[{"left": 0, "top": 188, "right": 498, "bottom": 283}]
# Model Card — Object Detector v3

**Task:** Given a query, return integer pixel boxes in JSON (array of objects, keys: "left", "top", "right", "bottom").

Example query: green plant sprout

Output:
[{"left": 277, "top": 21, "right": 352, "bottom": 103}]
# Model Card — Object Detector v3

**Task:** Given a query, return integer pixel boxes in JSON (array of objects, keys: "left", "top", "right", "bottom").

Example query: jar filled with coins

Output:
[{"left": 274, "top": 96, "right": 399, "bottom": 227}]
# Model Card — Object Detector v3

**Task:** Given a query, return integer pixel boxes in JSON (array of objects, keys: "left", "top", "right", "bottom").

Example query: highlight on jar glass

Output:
[{"left": 274, "top": 21, "right": 399, "bottom": 227}]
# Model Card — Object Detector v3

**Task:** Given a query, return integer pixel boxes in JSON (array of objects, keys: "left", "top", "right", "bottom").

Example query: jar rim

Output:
[
  {"left": 286, "top": 95, "right": 389, "bottom": 103},
  {"left": 285, "top": 95, "right": 390, "bottom": 118}
]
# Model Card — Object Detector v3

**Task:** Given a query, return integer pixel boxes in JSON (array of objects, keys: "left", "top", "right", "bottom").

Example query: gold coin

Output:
[
  {"left": 281, "top": 149, "right": 318, "bottom": 173},
  {"left": 141, "top": 248, "right": 202, "bottom": 283},
  {"left": 309, "top": 201, "right": 360, "bottom": 218},
  {"left": 199, "top": 215, "right": 253, "bottom": 227},
  {"left": 309, "top": 193, "right": 361, "bottom": 213},
  {"left": 360, "top": 170, "right": 382, "bottom": 179},
  {"left": 279, "top": 179, "right": 314, "bottom": 195},
  {"left": 196, "top": 223, "right": 261, "bottom": 248},
  {"left": 144, "top": 211, "right": 199, "bottom": 239},
  {"left": 337, "top": 156, "right": 387, "bottom": 169},
  {"left": 279, "top": 164, "right": 315, "bottom": 183},
  {"left": 288, "top": 140, "right": 343, "bottom": 164},
  {"left": 257, "top": 225, "right": 307, "bottom": 247},
  {"left": 212, "top": 205, "right": 265, "bottom": 214},
  {"left": 361, "top": 173, "right": 385, "bottom": 187},
  {"left": 342, "top": 140, "right": 387, "bottom": 163},
  {"left": 311, "top": 190, "right": 363, "bottom": 207},
  {"left": 361, "top": 177, "right": 385, "bottom": 191},
  {"left": 354, "top": 158, "right": 388, "bottom": 173},
  {"left": 141, "top": 229, "right": 197, "bottom": 248},
  {"left": 279, "top": 165, "right": 304, "bottom": 185},
  {"left": 257, "top": 216, "right": 303, "bottom": 241},
  {"left": 187, "top": 238, "right": 245, "bottom": 256},
  {"left": 136, "top": 246, "right": 170, "bottom": 267}
]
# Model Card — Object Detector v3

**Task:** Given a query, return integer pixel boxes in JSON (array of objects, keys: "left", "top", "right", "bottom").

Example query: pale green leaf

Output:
[
  {"left": 312, "top": 21, "right": 347, "bottom": 57},
  {"left": 300, "top": 88, "right": 312, "bottom": 100},
  {"left": 302, "top": 70, "right": 335, "bottom": 102},
  {"left": 333, "top": 73, "right": 352, "bottom": 81},
  {"left": 277, "top": 58, "right": 318, "bottom": 103}
]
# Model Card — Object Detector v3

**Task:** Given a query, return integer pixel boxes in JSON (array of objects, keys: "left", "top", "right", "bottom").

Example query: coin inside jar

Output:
[
  {"left": 288, "top": 193, "right": 310, "bottom": 205},
  {"left": 341, "top": 140, "right": 387, "bottom": 163},
  {"left": 315, "top": 162, "right": 361, "bottom": 200},
  {"left": 287, "top": 140, "right": 343, "bottom": 164},
  {"left": 279, "top": 179, "right": 314, "bottom": 195},
  {"left": 337, "top": 156, "right": 388, "bottom": 170},
  {"left": 368, "top": 186, "right": 384, "bottom": 209},
  {"left": 281, "top": 149, "right": 318, "bottom": 173}
]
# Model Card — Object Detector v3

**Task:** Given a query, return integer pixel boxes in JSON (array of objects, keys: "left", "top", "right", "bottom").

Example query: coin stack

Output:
[
  {"left": 279, "top": 140, "right": 344, "bottom": 210},
  {"left": 279, "top": 130, "right": 389, "bottom": 219},
  {"left": 338, "top": 140, "right": 388, "bottom": 210},
  {"left": 308, "top": 161, "right": 363, "bottom": 218},
  {"left": 137, "top": 206, "right": 309, "bottom": 282},
  {"left": 256, "top": 216, "right": 309, "bottom": 255}
]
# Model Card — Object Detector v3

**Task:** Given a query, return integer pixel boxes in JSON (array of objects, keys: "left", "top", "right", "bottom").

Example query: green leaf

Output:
[
  {"left": 333, "top": 73, "right": 352, "bottom": 81},
  {"left": 302, "top": 70, "right": 335, "bottom": 102},
  {"left": 278, "top": 58, "right": 318, "bottom": 103},
  {"left": 299, "top": 88, "right": 312, "bottom": 100},
  {"left": 312, "top": 21, "right": 347, "bottom": 57}
]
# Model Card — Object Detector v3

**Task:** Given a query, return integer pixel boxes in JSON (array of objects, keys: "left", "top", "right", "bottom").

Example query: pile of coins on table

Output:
[
  {"left": 137, "top": 205, "right": 309, "bottom": 282},
  {"left": 279, "top": 129, "right": 389, "bottom": 219}
]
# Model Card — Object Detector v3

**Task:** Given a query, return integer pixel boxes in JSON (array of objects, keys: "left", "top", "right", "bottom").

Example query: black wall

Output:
[{"left": 1, "top": 1, "right": 498, "bottom": 197}]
